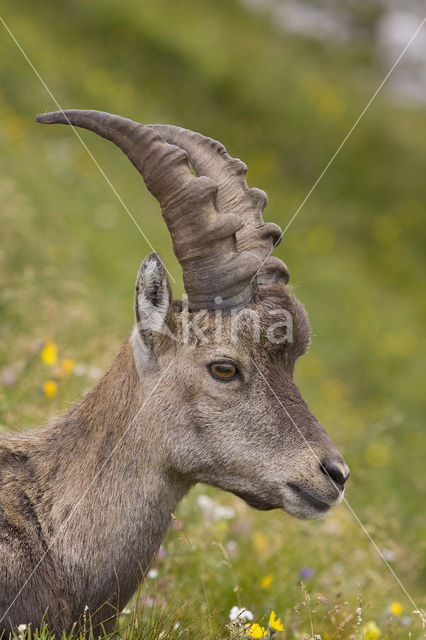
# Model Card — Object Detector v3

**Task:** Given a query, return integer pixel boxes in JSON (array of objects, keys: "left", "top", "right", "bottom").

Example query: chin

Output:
[
  {"left": 284, "top": 501, "right": 331, "bottom": 520},
  {"left": 233, "top": 489, "right": 282, "bottom": 511},
  {"left": 231, "top": 484, "right": 341, "bottom": 519},
  {"left": 283, "top": 482, "right": 341, "bottom": 520}
]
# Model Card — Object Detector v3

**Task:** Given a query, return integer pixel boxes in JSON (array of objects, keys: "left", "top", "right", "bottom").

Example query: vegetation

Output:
[{"left": 0, "top": 1, "right": 425, "bottom": 637}]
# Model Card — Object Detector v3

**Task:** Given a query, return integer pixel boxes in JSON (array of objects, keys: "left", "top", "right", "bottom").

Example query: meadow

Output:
[{"left": 0, "top": 1, "right": 425, "bottom": 638}]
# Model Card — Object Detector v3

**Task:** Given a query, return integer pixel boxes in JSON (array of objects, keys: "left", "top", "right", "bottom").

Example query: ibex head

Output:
[{"left": 37, "top": 110, "right": 349, "bottom": 520}]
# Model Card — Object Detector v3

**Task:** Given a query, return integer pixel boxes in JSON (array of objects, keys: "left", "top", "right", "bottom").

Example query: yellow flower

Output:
[
  {"left": 59, "top": 359, "right": 75, "bottom": 377},
  {"left": 364, "top": 620, "right": 381, "bottom": 640},
  {"left": 261, "top": 574, "right": 273, "bottom": 589},
  {"left": 390, "top": 602, "right": 402, "bottom": 616},
  {"left": 41, "top": 340, "right": 58, "bottom": 366},
  {"left": 246, "top": 623, "right": 267, "bottom": 638},
  {"left": 43, "top": 380, "right": 58, "bottom": 399},
  {"left": 269, "top": 610, "right": 284, "bottom": 631}
]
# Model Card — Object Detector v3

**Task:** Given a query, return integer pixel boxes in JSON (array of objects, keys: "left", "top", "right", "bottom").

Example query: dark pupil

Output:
[
  {"left": 216, "top": 365, "right": 231, "bottom": 374},
  {"left": 212, "top": 364, "right": 235, "bottom": 378}
]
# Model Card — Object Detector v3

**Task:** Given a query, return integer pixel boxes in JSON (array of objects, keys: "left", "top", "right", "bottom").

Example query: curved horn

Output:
[
  {"left": 36, "top": 109, "right": 287, "bottom": 309},
  {"left": 148, "top": 124, "right": 289, "bottom": 286}
]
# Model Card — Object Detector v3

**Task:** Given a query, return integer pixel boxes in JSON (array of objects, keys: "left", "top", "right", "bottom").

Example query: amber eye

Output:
[{"left": 209, "top": 362, "right": 238, "bottom": 381}]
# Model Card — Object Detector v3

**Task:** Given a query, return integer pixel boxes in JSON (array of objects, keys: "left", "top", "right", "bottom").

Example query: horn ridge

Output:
[
  {"left": 149, "top": 124, "right": 285, "bottom": 277},
  {"left": 37, "top": 110, "right": 288, "bottom": 308}
]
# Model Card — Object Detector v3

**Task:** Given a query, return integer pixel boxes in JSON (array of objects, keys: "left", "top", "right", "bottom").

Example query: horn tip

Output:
[{"left": 36, "top": 111, "right": 66, "bottom": 124}]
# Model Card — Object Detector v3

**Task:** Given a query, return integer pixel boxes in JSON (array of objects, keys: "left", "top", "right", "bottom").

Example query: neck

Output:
[{"left": 37, "top": 338, "right": 191, "bottom": 618}]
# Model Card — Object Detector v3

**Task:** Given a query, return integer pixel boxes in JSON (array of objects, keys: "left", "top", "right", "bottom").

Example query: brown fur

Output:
[{"left": 0, "top": 256, "right": 348, "bottom": 634}]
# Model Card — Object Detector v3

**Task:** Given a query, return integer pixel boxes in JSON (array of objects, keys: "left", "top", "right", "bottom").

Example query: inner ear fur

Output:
[{"left": 134, "top": 252, "right": 175, "bottom": 353}]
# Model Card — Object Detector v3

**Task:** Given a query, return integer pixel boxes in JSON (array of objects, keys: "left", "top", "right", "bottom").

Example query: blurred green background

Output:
[{"left": 0, "top": 1, "right": 425, "bottom": 638}]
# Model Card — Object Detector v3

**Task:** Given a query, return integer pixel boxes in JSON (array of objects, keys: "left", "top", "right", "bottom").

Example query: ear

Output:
[{"left": 132, "top": 252, "right": 173, "bottom": 372}]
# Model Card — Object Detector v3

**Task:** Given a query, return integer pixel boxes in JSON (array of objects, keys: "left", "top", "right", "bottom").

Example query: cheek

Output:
[
  {"left": 198, "top": 385, "right": 246, "bottom": 416},
  {"left": 198, "top": 393, "right": 254, "bottom": 433}
]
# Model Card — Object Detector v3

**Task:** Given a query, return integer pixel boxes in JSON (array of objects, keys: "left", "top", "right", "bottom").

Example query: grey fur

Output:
[
  {"left": 0, "top": 264, "right": 348, "bottom": 634},
  {"left": 0, "top": 119, "right": 349, "bottom": 634}
]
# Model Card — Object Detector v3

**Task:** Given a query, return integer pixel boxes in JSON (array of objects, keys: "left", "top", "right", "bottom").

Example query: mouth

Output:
[
  {"left": 286, "top": 482, "right": 340, "bottom": 517},
  {"left": 230, "top": 482, "right": 343, "bottom": 516},
  {"left": 233, "top": 489, "right": 280, "bottom": 511}
]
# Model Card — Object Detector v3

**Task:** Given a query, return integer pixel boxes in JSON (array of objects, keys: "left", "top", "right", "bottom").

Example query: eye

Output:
[{"left": 208, "top": 361, "right": 239, "bottom": 382}]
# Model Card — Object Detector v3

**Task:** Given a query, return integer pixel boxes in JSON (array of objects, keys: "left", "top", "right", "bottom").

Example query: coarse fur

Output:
[{"left": 0, "top": 253, "right": 348, "bottom": 634}]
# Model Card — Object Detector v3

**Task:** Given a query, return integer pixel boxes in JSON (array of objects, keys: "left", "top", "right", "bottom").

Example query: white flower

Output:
[
  {"left": 197, "top": 495, "right": 236, "bottom": 521},
  {"left": 73, "top": 364, "right": 102, "bottom": 380},
  {"left": 17, "top": 625, "right": 27, "bottom": 640},
  {"left": 229, "top": 606, "right": 254, "bottom": 622},
  {"left": 214, "top": 504, "right": 236, "bottom": 520},
  {"left": 147, "top": 568, "right": 159, "bottom": 579},
  {"left": 225, "top": 540, "right": 238, "bottom": 557}
]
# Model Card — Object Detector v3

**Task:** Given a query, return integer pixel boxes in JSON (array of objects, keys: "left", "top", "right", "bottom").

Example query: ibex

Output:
[{"left": 0, "top": 110, "right": 349, "bottom": 634}]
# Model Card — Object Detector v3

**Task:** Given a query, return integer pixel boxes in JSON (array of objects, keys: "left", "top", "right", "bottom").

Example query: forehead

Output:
[
  {"left": 239, "top": 284, "right": 311, "bottom": 357},
  {"left": 171, "top": 284, "right": 311, "bottom": 358}
]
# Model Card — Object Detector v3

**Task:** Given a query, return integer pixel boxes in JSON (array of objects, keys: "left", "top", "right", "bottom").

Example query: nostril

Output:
[{"left": 320, "top": 460, "right": 349, "bottom": 490}]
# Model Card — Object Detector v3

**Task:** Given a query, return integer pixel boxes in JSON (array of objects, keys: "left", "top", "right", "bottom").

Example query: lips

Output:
[
  {"left": 233, "top": 489, "right": 281, "bottom": 511},
  {"left": 232, "top": 482, "right": 342, "bottom": 515},
  {"left": 286, "top": 482, "right": 336, "bottom": 513}
]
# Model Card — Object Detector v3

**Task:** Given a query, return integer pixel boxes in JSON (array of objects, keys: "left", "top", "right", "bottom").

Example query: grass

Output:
[{"left": 0, "top": 0, "right": 425, "bottom": 637}]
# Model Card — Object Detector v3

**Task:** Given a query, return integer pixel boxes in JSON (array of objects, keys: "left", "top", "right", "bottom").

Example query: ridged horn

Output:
[
  {"left": 36, "top": 109, "right": 288, "bottom": 309},
  {"left": 148, "top": 124, "right": 289, "bottom": 286}
]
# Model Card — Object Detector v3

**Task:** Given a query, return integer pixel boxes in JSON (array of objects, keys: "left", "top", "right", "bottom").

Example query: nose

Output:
[{"left": 320, "top": 459, "right": 350, "bottom": 491}]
